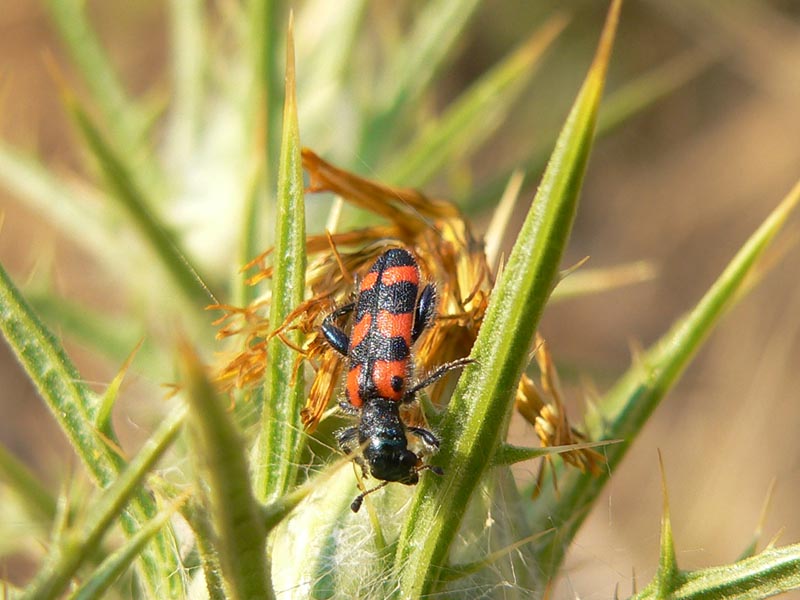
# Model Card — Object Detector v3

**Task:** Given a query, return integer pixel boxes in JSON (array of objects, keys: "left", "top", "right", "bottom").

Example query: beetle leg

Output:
[
  {"left": 403, "top": 356, "right": 475, "bottom": 401},
  {"left": 411, "top": 284, "right": 436, "bottom": 344},
  {"left": 321, "top": 303, "right": 355, "bottom": 355},
  {"left": 407, "top": 426, "right": 440, "bottom": 455},
  {"left": 335, "top": 426, "right": 360, "bottom": 454}
]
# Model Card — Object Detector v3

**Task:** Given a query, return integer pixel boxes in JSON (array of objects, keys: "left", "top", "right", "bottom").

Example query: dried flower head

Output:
[{"left": 213, "top": 149, "right": 600, "bottom": 477}]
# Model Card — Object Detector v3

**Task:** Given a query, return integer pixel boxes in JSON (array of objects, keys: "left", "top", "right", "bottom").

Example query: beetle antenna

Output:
[
  {"left": 350, "top": 464, "right": 445, "bottom": 512},
  {"left": 350, "top": 480, "right": 390, "bottom": 512}
]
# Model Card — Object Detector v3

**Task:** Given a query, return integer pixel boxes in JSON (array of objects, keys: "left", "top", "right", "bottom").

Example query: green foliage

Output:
[
  {"left": 0, "top": 1, "right": 798, "bottom": 598},
  {"left": 255, "top": 20, "right": 307, "bottom": 504},
  {"left": 393, "top": 3, "right": 622, "bottom": 595},
  {"left": 182, "top": 342, "right": 272, "bottom": 600}
]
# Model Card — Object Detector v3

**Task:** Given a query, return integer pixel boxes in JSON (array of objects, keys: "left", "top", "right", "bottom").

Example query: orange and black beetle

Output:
[{"left": 321, "top": 248, "right": 471, "bottom": 511}]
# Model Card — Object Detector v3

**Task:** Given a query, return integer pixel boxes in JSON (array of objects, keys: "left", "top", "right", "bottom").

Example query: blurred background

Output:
[{"left": 1, "top": 1, "right": 798, "bottom": 597}]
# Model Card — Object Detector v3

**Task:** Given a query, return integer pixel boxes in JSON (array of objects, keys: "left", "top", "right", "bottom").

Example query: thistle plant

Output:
[{"left": 1, "top": 1, "right": 799, "bottom": 599}]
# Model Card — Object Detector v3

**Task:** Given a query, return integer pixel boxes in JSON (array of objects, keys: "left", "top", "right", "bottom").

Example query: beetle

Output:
[{"left": 321, "top": 247, "right": 471, "bottom": 512}]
